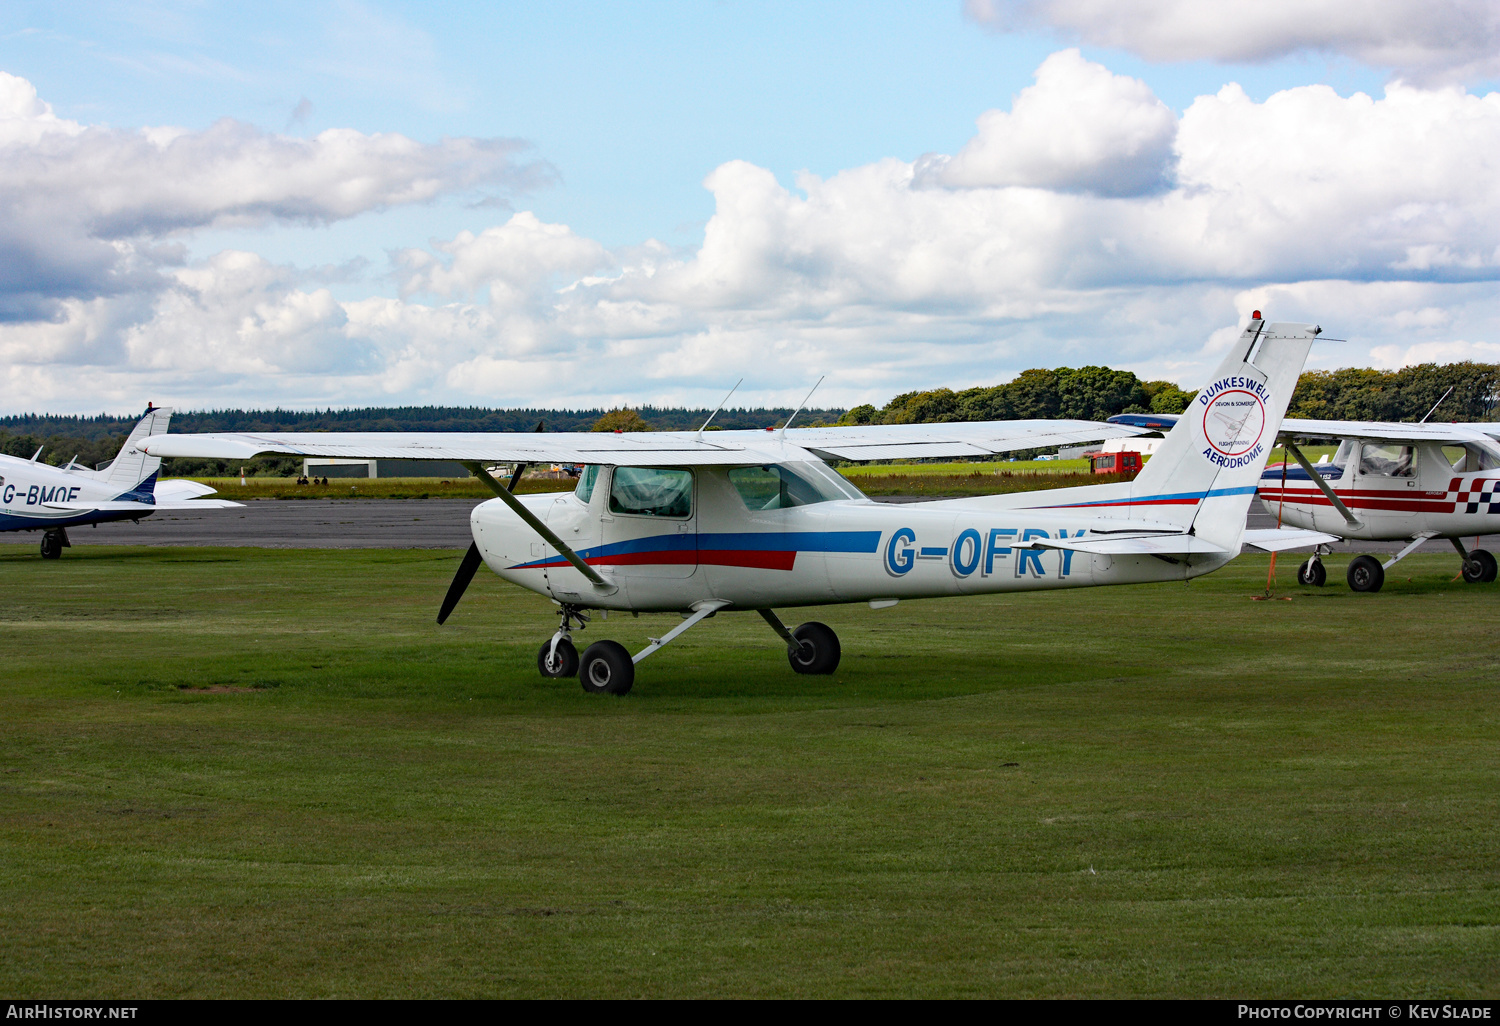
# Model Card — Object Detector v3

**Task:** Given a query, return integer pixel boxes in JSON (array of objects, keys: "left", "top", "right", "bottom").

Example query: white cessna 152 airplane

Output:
[
  {"left": 1111, "top": 405, "right": 1500, "bottom": 592},
  {"left": 140, "top": 318, "right": 1326, "bottom": 695},
  {"left": 1, "top": 405, "right": 241, "bottom": 558}
]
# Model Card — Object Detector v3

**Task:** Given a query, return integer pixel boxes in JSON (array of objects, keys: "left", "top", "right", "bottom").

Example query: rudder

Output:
[
  {"left": 1124, "top": 317, "right": 1317, "bottom": 548},
  {"left": 106, "top": 406, "right": 173, "bottom": 494}
]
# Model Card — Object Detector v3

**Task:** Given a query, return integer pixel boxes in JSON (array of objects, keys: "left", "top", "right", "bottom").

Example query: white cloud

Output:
[
  {"left": 6, "top": 54, "right": 1500, "bottom": 414},
  {"left": 914, "top": 50, "right": 1177, "bottom": 196},
  {"left": 0, "top": 70, "right": 550, "bottom": 318},
  {"left": 965, "top": 0, "right": 1500, "bottom": 84},
  {"left": 1369, "top": 339, "right": 1500, "bottom": 369}
]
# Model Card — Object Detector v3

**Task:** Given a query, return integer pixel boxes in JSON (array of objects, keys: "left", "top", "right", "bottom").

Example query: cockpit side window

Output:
[
  {"left": 609, "top": 467, "right": 693, "bottom": 518},
  {"left": 574, "top": 464, "right": 600, "bottom": 503},
  {"left": 1359, "top": 443, "right": 1417, "bottom": 478},
  {"left": 728, "top": 463, "right": 862, "bottom": 510}
]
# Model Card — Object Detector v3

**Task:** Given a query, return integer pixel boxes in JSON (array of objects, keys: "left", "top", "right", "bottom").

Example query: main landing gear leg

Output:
[
  {"left": 758, "top": 608, "right": 841, "bottom": 675},
  {"left": 538, "top": 604, "right": 587, "bottom": 678},
  {"left": 577, "top": 600, "right": 730, "bottom": 697},
  {"left": 39, "top": 528, "right": 69, "bottom": 560},
  {"left": 1452, "top": 537, "right": 1498, "bottom": 584}
]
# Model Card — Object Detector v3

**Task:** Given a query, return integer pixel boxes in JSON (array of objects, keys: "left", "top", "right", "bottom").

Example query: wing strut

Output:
[
  {"left": 463, "top": 461, "right": 613, "bottom": 590},
  {"left": 1280, "top": 439, "right": 1363, "bottom": 529}
]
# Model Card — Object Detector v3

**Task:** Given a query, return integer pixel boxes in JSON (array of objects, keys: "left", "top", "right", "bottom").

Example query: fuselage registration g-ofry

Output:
[
  {"left": 140, "top": 319, "right": 1326, "bottom": 695},
  {"left": 2, "top": 406, "right": 241, "bottom": 559}
]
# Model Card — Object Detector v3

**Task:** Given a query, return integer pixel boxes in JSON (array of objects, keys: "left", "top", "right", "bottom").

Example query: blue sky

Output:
[{"left": 1, "top": 1, "right": 1498, "bottom": 412}]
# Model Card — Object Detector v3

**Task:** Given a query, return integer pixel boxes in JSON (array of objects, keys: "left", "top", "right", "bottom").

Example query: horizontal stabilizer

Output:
[
  {"left": 154, "top": 479, "right": 220, "bottom": 501},
  {"left": 1023, "top": 533, "right": 1231, "bottom": 557},
  {"left": 1240, "top": 528, "right": 1340, "bottom": 552},
  {"left": 42, "top": 499, "right": 244, "bottom": 512}
]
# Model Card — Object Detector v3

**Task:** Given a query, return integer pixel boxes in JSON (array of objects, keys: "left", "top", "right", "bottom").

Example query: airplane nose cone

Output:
[{"left": 470, "top": 496, "right": 534, "bottom": 569}]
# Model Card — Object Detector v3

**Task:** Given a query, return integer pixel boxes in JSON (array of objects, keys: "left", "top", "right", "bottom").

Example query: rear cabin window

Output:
[
  {"left": 1359, "top": 444, "right": 1417, "bottom": 478},
  {"left": 609, "top": 467, "right": 693, "bottom": 518},
  {"left": 729, "top": 463, "right": 860, "bottom": 510},
  {"left": 574, "top": 464, "right": 600, "bottom": 503},
  {"left": 1445, "top": 445, "right": 1500, "bottom": 472}
]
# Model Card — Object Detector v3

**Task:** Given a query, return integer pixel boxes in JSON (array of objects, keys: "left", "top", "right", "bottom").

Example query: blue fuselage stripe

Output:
[{"left": 508, "top": 529, "right": 881, "bottom": 569}]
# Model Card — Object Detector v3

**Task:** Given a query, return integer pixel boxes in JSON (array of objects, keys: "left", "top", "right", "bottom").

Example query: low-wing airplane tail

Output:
[
  {"left": 1123, "top": 317, "right": 1318, "bottom": 550},
  {"left": 105, "top": 405, "right": 173, "bottom": 496}
]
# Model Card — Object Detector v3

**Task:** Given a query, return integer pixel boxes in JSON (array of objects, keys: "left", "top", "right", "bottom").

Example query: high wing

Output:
[
  {"left": 1240, "top": 528, "right": 1342, "bottom": 552},
  {"left": 1281, "top": 418, "right": 1500, "bottom": 443},
  {"left": 138, "top": 420, "right": 1148, "bottom": 467},
  {"left": 1110, "top": 412, "right": 1500, "bottom": 445}
]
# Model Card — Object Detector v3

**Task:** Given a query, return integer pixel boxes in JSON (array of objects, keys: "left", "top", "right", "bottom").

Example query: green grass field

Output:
[{"left": 1, "top": 544, "right": 1496, "bottom": 998}]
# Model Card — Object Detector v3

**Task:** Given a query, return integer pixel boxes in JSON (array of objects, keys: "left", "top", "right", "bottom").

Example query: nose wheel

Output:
[
  {"left": 538, "top": 605, "right": 589, "bottom": 679},
  {"left": 537, "top": 637, "right": 579, "bottom": 678},
  {"left": 1296, "top": 556, "right": 1326, "bottom": 587}
]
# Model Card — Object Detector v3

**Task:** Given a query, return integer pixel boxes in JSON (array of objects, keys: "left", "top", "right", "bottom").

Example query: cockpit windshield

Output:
[{"left": 729, "top": 462, "right": 864, "bottom": 510}]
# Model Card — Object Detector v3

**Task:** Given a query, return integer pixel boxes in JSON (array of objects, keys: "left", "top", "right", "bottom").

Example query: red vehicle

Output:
[{"left": 1090, "top": 450, "right": 1143, "bottom": 476}]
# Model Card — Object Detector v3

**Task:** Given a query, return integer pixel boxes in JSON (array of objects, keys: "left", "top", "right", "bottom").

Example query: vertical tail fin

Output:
[
  {"left": 106, "top": 406, "right": 173, "bottom": 495},
  {"left": 1125, "top": 318, "right": 1317, "bottom": 548}
]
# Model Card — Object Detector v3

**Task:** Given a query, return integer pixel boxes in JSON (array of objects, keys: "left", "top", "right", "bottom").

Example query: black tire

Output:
[
  {"left": 580, "top": 640, "right": 634, "bottom": 695},
  {"left": 537, "top": 637, "right": 579, "bottom": 678},
  {"left": 1297, "top": 557, "right": 1327, "bottom": 587},
  {"left": 1347, "top": 555, "right": 1385, "bottom": 593},
  {"left": 1463, "top": 548, "right": 1497, "bottom": 584},
  {"left": 788, "top": 621, "right": 841, "bottom": 675},
  {"left": 39, "top": 533, "right": 62, "bottom": 560}
]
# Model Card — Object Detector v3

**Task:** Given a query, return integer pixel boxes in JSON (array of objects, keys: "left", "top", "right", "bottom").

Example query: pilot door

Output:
[
  {"left": 1344, "top": 441, "right": 1422, "bottom": 522},
  {"left": 598, "top": 466, "right": 698, "bottom": 579}
]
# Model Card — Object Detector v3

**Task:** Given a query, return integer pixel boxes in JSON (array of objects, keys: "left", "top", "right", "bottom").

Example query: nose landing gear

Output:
[
  {"left": 1296, "top": 555, "right": 1326, "bottom": 587},
  {"left": 539, "top": 605, "right": 588, "bottom": 678}
]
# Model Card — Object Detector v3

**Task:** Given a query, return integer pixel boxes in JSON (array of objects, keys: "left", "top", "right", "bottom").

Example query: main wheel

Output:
[
  {"left": 1346, "top": 555, "right": 1385, "bottom": 593},
  {"left": 537, "top": 637, "right": 579, "bottom": 678},
  {"left": 39, "top": 532, "right": 62, "bottom": 560},
  {"left": 788, "top": 622, "right": 841, "bottom": 675},
  {"left": 579, "top": 640, "right": 634, "bottom": 695},
  {"left": 1297, "top": 557, "right": 1327, "bottom": 587},
  {"left": 1462, "top": 548, "right": 1497, "bottom": 584}
]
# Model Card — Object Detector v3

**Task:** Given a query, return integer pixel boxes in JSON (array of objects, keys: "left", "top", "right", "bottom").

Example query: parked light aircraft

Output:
[
  {"left": 1, "top": 406, "right": 241, "bottom": 558},
  {"left": 140, "top": 318, "right": 1326, "bottom": 694},
  {"left": 1110, "top": 411, "right": 1500, "bottom": 592}
]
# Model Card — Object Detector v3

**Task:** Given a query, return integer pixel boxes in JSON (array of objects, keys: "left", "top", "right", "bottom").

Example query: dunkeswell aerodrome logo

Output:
[{"left": 1198, "top": 376, "right": 1268, "bottom": 469}]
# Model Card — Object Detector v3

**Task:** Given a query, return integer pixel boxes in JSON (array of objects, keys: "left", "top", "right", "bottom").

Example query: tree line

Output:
[
  {"left": 2, "top": 362, "right": 1495, "bottom": 476},
  {"left": 835, "top": 362, "right": 1499, "bottom": 427}
]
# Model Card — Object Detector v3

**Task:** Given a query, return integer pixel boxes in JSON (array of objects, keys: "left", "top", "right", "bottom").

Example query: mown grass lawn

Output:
[{"left": 1, "top": 544, "right": 1496, "bottom": 998}]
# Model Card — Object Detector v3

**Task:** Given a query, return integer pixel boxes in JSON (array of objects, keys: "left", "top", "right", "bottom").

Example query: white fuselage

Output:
[
  {"left": 1257, "top": 439, "right": 1500, "bottom": 542},
  {"left": 0, "top": 453, "right": 152, "bottom": 533},
  {"left": 474, "top": 465, "right": 1227, "bottom": 612}
]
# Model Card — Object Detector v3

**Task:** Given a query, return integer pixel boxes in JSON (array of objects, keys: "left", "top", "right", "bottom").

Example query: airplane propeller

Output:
[
  {"left": 437, "top": 542, "right": 485, "bottom": 625},
  {"left": 436, "top": 419, "right": 544, "bottom": 625}
]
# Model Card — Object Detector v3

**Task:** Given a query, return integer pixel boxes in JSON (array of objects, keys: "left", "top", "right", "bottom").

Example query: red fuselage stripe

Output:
[{"left": 530, "top": 550, "right": 798, "bottom": 571}]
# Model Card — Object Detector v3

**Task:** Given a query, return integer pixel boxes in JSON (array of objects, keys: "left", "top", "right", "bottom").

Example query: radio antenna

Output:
[
  {"left": 1419, "top": 385, "right": 1455, "bottom": 423},
  {"left": 779, "top": 376, "right": 825, "bottom": 440},
  {"left": 697, "top": 379, "right": 742, "bottom": 441}
]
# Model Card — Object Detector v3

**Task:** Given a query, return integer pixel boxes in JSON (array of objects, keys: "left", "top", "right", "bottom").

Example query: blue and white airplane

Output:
[
  {"left": 1, "top": 405, "right": 241, "bottom": 558},
  {"left": 141, "top": 318, "right": 1328, "bottom": 693}
]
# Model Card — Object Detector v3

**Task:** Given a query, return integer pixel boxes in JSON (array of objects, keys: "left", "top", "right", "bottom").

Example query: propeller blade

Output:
[{"left": 437, "top": 541, "right": 485, "bottom": 625}]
